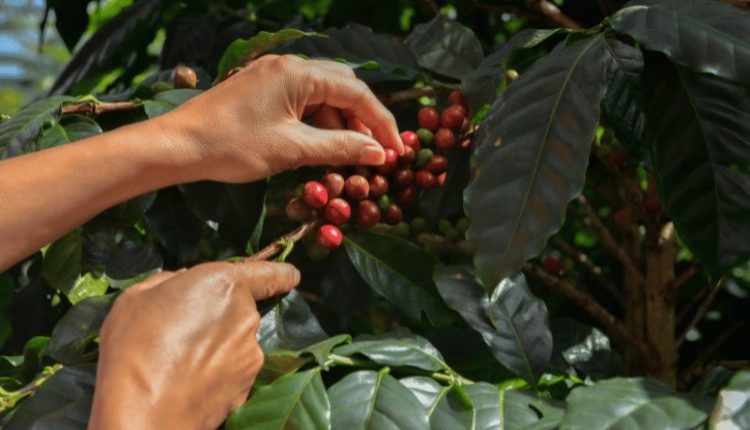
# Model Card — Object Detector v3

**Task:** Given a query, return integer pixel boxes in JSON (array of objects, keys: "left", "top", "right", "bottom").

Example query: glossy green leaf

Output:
[
  {"left": 144, "top": 187, "right": 203, "bottom": 264},
  {"left": 67, "top": 273, "right": 109, "bottom": 305},
  {"left": 710, "top": 369, "right": 750, "bottom": 429},
  {"left": 344, "top": 232, "right": 452, "bottom": 325},
  {"left": 464, "top": 35, "right": 610, "bottom": 287},
  {"left": 226, "top": 368, "right": 330, "bottom": 430},
  {"left": 644, "top": 60, "right": 750, "bottom": 278},
  {"left": 334, "top": 328, "right": 448, "bottom": 372},
  {"left": 328, "top": 369, "right": 429, "bottom": 430},
  {"left": 611, "top": 0, "right": 750, "bottom": 84},
  {"left": 434, "top": 265, "right": 551, "bottom": 384},
  {"left": 561, "top": 377, "right": 710, "bottom": 430},
  {"left": 218, "top": 29, "right": 317, "bottom": 78},
  {"left": 143, "top": 89, "right": 203, "bottom": 118},
  {"left": 2, "top": 364, "right": 95, "bottom": 430},
  {"left": 36, "top": 116, "right": 103, "bottom": 150},
  {"left": 42, "top": 230, "right": 83, "bottom": 295},
  {"left": 258, "top": 290, "right": 329, "bottom": 352},
  {"left": 550, "top": 319, "right": 623, "bottom": 379},
  {"left": 45, "top": 294, "right": 115, "bottom": 364},
  {"left": 258, "top": 334, "right": 351, "bottom": 384},
  {"left": 399, "top": 376, "right": 447, "bottom": 411},
  {"left": 0, "top": 96, "right": 73, "bottom": 158},
  {"left": 405, "top": 14, "right": 483, "bottom": 79}
]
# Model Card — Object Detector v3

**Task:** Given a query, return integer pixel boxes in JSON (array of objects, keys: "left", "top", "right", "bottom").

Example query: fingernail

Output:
[{"left": 358, "top": 145, "right": 386, "bottom": 165}]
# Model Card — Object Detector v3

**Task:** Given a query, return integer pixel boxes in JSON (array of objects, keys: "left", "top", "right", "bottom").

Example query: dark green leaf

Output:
[
  {"left": 710, "top": 369, "right": 750, "bottom": 429},
  {"left": 36, "top": 116, "right": 103, "bottom": 151},
  {"left": 611, "top": 0, "right": 750, "bottom": 84},
  {"left": 218, "top": 29, "right": 317, "bottom": 78},
  {"left": 334, "top": 328, "right": 448, "bottom": 372},
  {"left": 434, "top": 265, "right": 551, "bottom": 384},
  {"left": 550, "top": 319, "right": 623, "bottom": 379},
  {"left": 258, "top": 290, "right": 329, "bottom": 351},
  {"left": 419, "top": 149, "right": 471, "bottom": 222},
  {"left": 561, "top": 377, "right": 710, "bottom": 429},
  {"left": 45, "top": 294, "right": 115, "bottom": 364},
  {"left": 405, "top": 15, "right": 483, "bottom": 79},
  {"left": 399, "top": 376, "right": 447, "bottom": 410},
  {"left": 83, "top": 238, "right": 162, "bottom": 281},
  {"left": 48, "top": 0, "right": 90, "bottom": 51},
  {"left": 144, "top": 187, "right": 202, "bottom": 264},
  {"left": 464, "top": 35, "right": 610, "bottom": 287},
  {"left": 42, "top": 230, "right": 83, "bottom": 295},
  {"left": 691, "top": 366, "right": 734, "bottom": 398},
  {"left": 644, "top": 60, "right": 750, "bottom": 277},
  {"left": 0, "top": 273, "right": 13, "bottom": 308},
  {"left": 344, "top": 231, "right": 453, "bottom": 326},
  {"left": 258, "top": 335, "right": 350, "bottom": 384},
  {"left": 430, "top": 385, "right": 475, "bottom": 430},
  {"left": 2, "top": 364, "right": 95, "bottom": 430},
  {"left": 0, "top": 96, "right": 73, "bottom": 158},
  {"left": 328, "top": 369, "right": 429, "bottom": 430},
  {"left": 226, "top": 368, "right": 330, "bottom": 430}
]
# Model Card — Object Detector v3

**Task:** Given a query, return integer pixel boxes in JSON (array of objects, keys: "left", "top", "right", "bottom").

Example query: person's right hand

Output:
[{"left": 88, "top": 261, "right": 301, "bottom": 430}]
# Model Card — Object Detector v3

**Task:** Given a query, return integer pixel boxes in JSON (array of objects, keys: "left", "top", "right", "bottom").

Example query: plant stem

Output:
[
  {"left": 61, "top": 101, "right": 142, "bottom": 116},
  {"left": 676, "top": 278, "right": 725, "bottom": 347},
  {"left": 245, "top": 219, "right": 321, "bottom": 262}
]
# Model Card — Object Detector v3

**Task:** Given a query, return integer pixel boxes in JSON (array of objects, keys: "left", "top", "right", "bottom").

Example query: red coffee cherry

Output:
[
  {"left": 399, "top": 146, "right": 416, "bottom": 166},
  {"left": 644, "top": 196, "right": 661, "bottom": 213},
  {"left": 369, "top": 174, "right": 389, "bottom": 198},
  {"left": 417, "top": 107, "right": 441, "bottom": 131},
  {"left": 172, "top": 65, "right": 198, "bottom": 89},
  {"left": 436, "top": 172, "right": 447, "bottom": 187},
  {"left": 322, "top": 173, "right": 345, "bottom": 198},
  {"left": 356, "top": 200, "right": 381, "bottom": 228},
  {"left": 393, "top": 167, "right": 414, "bottom": 189},
  {"left": 397, "top": 186, "right": 418, "bottom": 206},
  {"left": 324, "top": 198, "right": 351, "bottom": 225},
  {"left": 424, "top": 154, "right": 448, "bottom": 174},
  {"left": 441, "top": 106, "right": 465, "bottom": 132},
  {"left": 400, "top": 131, "right": 420, "bottom": 151},
  {"left": 317, "top": 224, "right": 343, "bottom": 249},
  {"left": 345, "top": 175, "right": 370, "bottom": 200},
  {"left": 447, "top": 90, "right": 468, "bottom": 110},
  {"left": 285, "top": 197, "right": 314, "bottom": 221},
  {"left": 543, "top": 256, "right": 562, "bottom": 274},
  {"left": 383, "top": 204, "right": 403, "bottom": 225},
  {"left": 377, "top": 148, "right": 399, "bottom": 175},
  {"left": 434, "top": 128, "right": 456, "bottom": 151},
  {"left": 303, "top": 181, "right": 328, "bottom": 209},
  {"left": 415, "top": 170, "right": 437, "bottom": 190}
]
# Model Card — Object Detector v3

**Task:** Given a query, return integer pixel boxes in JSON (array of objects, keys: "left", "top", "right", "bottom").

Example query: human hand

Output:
[
  {"left": 88, "top": 261, "right": 301, "bottom": 430},
  {"left": 157, "top": 55, "right": 403, "bottom": 183}
]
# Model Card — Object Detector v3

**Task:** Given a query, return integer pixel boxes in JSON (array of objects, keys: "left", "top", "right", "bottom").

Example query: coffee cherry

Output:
[
  {"left": 435, "top": 128, "right": 456, "bottom": 150},
  {"left": 543, "top": 256, "right": 562, "bottom": 274},
  {"left": 399, "top": 146, "right": 416, "bottom": 166},
  {"left": 151, "top": 81, "right": 174, "bottom": 93},
  {"left": 393, "top": 168, "right": 414, "bottom": 189},
  {"left": 415, "top": 148, "right": 434, "bottom": 168},
  {"left": 644, "top": 196, "right": 661, "bottom": 213},
  {"left": 400, "top": 131, "right": 420, "bottom": 151},
  {"left": 397, "top": 186, "right": 418, "bottom": 205},
  {"left": 172, "top": 65, "right": 198, "bottom": 89},
  {"left": 322, "top": 173, "right": 345, "bottom": 198},
  {"left": 614, "top": 208, "right": 631, "bottom": 226},
  {"left": 377, "top": 148, "right": 399, "bottom": 175},
  {"left": 353, "top": 166, "right": 372, "bottom": 179},
  {"left": 306, "top": 242, "right": 330, "bottom": 262},
  {"left": 317, "top": 224, "right": 343, "bottom": 249},
  {"left": 424, "top": 154, "right": 449, "bottom": 174},
  {"left": 411, "top": 217, "right": 427, "bottom": 234},
  {"left": 383, "top": 203, "right": 403, "bottom": 225},
  {"left": 417, "top": 107, "right": 440, "bottom": 131},
  {"left": 438, "top": 219, "right": 452, "bottom": 235},
  {"left": 436, "top": 172, "right": 447, "bottom": 187},
  {"left": 456, "top": 217, "right": 470, "bottom": 233},
  {"left": 415, "top": 169, "right": 437, "bottom": 189},
  {"left": 356, "top": 200, "right": 381, "bottom": 228},
  {"left": 369, "top": 174, "right": 389, "bottom": 198},
  {"left": 441, "top": 106, "right": 465, "bottom": 132},
  {"left": 378, "top": 194, "right": 392, "bottom": 210},
  {"left": 324, "top": 198, "right": 351, "bottom": 225},
  {"left": 303, "top": 181, "right": 328, "bottom": 209},
  {"left": 505, "top": 69, "right": 519, "bottom": 82},
  {"left": 444, "top": 227, "right": 461, "bottom": 242},
  {"left": 394, "top": 221, "right": 410, "bottom": 238},
  {"left": 345, "top": 175, "right": 370, "bottom": 200},
  {"left": 286, "top": 197, "right": 315, "bottom": 221},
  {"left": 417, "top": 128, "right": 434, "bottom": 147},
  {"left": 447, "top": 90, "right": 468, "bottom": 110}
]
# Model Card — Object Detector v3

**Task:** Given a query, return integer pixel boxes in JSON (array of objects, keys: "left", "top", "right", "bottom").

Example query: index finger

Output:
[
  {"left": 303, "top": 62, "right": 403, "bottom": 154},
  {"left": 229, "top": 261, "right": 302, "bottom": 301}
]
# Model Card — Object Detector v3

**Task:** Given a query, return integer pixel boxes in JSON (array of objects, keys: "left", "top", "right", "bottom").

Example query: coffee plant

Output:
[{"left": 1, "top": 0, "right": 750, "bottom": 428}]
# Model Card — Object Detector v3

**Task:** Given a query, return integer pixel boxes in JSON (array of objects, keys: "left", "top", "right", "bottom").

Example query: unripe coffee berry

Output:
[
  {"left": 411, "top": 217, "right": 427, "bottom": 234},
  {"left": 438, "top": 219, "right": 452, "bottom": 235},
  {"left": 397, "top": 186, "right": 417, "bottom": 206},
  {"left": 444, "top": 227, "right": 461, "bottom": 242},
  {"left": 415, "top": 148, "right": 434, "bottom": 168},
  {"left": 456, "top": 217, "right": 470, "bottom": 233},
  {"left": 415, "top": 170, "right": 437, "bottom": 189},
  {"left": 324, "top": 198, "right": 351, "bottom": 225},
  {"left": 400, "top": 131, "right": 420, "bottom": 151},
  {"left": 377, "top": 148, "right": 399, "bottom": 175},
  {"left": 399, "top": 146, "right": 416, "bottom": 166},
  {"left": 506, "top": 69, "right": 519, "bottom": 82},
  {"left": 418, "top": 107, "right": 441, "bottom": 131},
  {"left": 424, "top": 154, "right": 449, "bottom": 174},
  {"left": 317, "top": 224, "right": 343, "bottom": 249},
  {"left": 356, "top": 200, "right": 381, "bottom": 228},
  {"left": 306, "top": 242, "right": 330, "bottom": 262},
  {"left": 447, "top": 90, "right": 468, "bottom": 110},
  {"left": 345, "top": 175, "right": 370, "bottom": 200},
  {"left": 151, "top": 81, "right": 174, "bottom": 93},
  {"left": 417, "top": 128, "right": 434, "bottom": 146},
  {"left": 286, "top": 197, "right": 315, "bottom": 221},
  {"left": 369, "top": 174, "right": 389, "bottom": 198},
  {"left": 172, "top": 65, "right": 198, "bottom": 89},
  {"left": 434, "top": 128, "right": 456, "bottom": 150},
  {"left": 394, "top": 221, "right": 410, "bottom": 238},
  {"left": 322, "top": 173, "right": 345, "bottom": 198},
  {"left": 383, "top": 203, "right": 403, "bottom": 225},
  {"left": 378, "top": 194, "right": 392, "bottom": 210},
  {"left": 303, "top": 181, "right": 328, "bottom": 209},
  {"left": 393, "top": 167, "right": 414, "bottom": 189},
  {"left": 543, "top": 256, "right": 562, "bottom": 274},
  {"left": 441, "top": 106, "right": 465, "bottom": 132}
]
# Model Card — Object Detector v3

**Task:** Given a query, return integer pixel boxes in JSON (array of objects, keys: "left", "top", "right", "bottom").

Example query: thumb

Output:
[{"left": 299, "top": 125, "right": 386, "bottom": 167}]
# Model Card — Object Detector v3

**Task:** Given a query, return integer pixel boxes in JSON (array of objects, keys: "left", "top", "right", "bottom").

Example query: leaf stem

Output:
[{"left": 245, "top": 219, "right": 321, "bottom": 262}]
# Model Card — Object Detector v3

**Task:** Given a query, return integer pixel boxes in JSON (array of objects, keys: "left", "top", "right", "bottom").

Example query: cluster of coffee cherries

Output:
[{"left": 285, "top": 90, "right": 472, "bottom": 250}]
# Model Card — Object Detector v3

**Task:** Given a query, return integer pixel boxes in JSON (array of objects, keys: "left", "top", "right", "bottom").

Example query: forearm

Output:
[{"left": 0, "top": 116, "right": 201, "bottom": 270}]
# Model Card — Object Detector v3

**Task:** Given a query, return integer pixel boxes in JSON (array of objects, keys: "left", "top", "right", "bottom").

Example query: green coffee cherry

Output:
[
  {"left": 438, "top": 218, "right": 452, "bottom": 235},
  {"left": 455, "top": 217, "right": 469, "bottom": 234},
  {"left": 151, "top": 81, "right": 174, "bottom": 93},
  {"left": 415, "top": 148, "right": 434, "bottom": 168},
  {"left": 411, "top": 217, "right": 427, "bottom": 234},
  {"left": 394, "top": 221, "right": 410, "bottom": 238},
  {"left": 306, "top": 242, "right": 331, "bottom": 262},
  {"left": 416, "top": 128, "right": 434, "bottom": 147},
  {"left": 444, "top": 227, "right": 461, "bottom": 242},
  {"left": 378, "top": 194, "right": 391, "bottom": 210}
]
